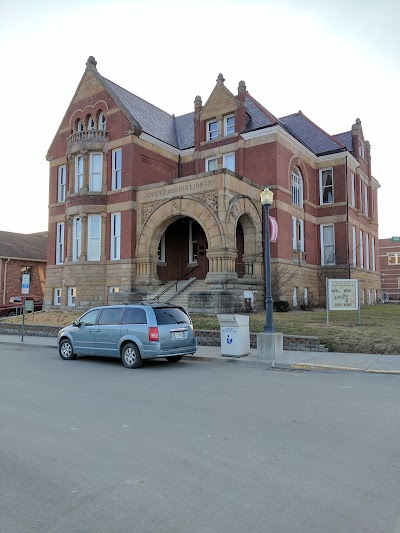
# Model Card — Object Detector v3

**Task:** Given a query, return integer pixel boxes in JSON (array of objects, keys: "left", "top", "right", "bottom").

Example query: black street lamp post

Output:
[{"left": 260, "top": 187, "right": 275, "bottom": 333}]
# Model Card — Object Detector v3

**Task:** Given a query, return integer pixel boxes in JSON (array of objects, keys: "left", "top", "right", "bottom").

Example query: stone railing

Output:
[{"left": 67, "top": 130, "right": 108, "bottom": 153}]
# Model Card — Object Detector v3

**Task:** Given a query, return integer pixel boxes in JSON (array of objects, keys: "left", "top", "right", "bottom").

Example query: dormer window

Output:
[
  {"left": 98, "top": 112, "right": 106, "bottom": 131},
  {"left": 224, "top": 115, "right": 235, "bottom": 136},
  {"left": 207, "top": 120, "right": 218, "bottom": 141},
  {"left": 88, "top": 116, "right": 96, "bottom": 131}
]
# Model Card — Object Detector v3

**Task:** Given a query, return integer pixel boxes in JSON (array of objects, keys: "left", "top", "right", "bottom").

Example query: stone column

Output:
[
  {"left": 82, "top": 151, "right": 89, "bottom": 193},
  {"left": 102, "top": 152, "right": 108, "bottom": 194},
  {"left": 101, "top": 213, "right": 107, "bottom": 261},
  {"left": 66, "top": 216, "right": 73, "bottom": 262},
  {"left": 134, "top": 257, "right": 160, "bottom": 285},
  {"left": 206, "top": 249, "right": 238, "bottom": 281},
  {"left": 67, "top": 156, "right": 74, "bottom": 195}
]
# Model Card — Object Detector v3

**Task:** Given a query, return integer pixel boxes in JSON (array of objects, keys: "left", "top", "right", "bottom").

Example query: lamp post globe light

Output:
[{"left": 260, "top": 187, "right": 275, "bottom": 333}]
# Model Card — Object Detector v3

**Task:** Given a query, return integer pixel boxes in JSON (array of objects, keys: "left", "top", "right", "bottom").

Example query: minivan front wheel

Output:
[
  {"left": 122, "top": 343, "right": 142, "bottom": 369},
  {"left": 59, "top": 339, "right": 76, "bottom": 360}
]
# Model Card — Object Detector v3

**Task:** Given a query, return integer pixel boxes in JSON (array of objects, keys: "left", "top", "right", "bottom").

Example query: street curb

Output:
[
  {"left": 291, "top": 363, "right": 400, "bottom": 375},
  {"left": 0, "top": 340, "right": 56, "bottom": 350}
]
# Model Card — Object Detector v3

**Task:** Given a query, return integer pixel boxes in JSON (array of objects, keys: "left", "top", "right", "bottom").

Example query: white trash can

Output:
[{"left": 217, "top": 314, "right": 250, "bottom": 357}]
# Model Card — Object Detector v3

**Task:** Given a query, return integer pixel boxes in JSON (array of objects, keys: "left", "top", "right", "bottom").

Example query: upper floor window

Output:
[
  {"left": 111, "top": 212, "right": 121, "bottom": 261},
  {"left": 98, "top": 112, "right": 106, "bottom": 131},
  {"left": 365, "top": 233, "right": 370, "bottom": 270},
  {"left": 291, "top": 167, "right": 303, "bottom": 208},
  {"left": 87, "top": 116, "right": 96, "bottom": 131},
  {"left": 359, "top": 230, "right": 364, "bottom": 268},
  {"left": 77, "top": 120, "right": 84, "bottom": 132},
  {"left": 207, "top": 120, "right": 218, "bottom": 141},
  {"left": 350, "top": 171, "right": 355, "bottom": 207},
  {"left": 112, "top": 149, "right": 122, "bottom": 190},
  {"left": 89, "top": 152, "right": 102, "bottom": 191},
  {"left": 57, "top": 165, "right": 66, "bottom": 202},
  {"left": 224, "top": 115, "right": 235, "bottom": 136},
  {"left": 205, "top": 157, "right": 217, "bottom": 172},
  {"left": 371, "top": 237, "right": 376, "bottom": 271},
  {"left": 75, "top": 155, "right": 83, "bottom": 192},
  {"left": 364, "top": 184, "right": 369, "bottom": 216},
  {"left": 320, "top": 168, "right": 333, "bottom": 204},
  {"left": 223, "top": 152, "right": 235, "bottom": 172},
  {"left": 56, "top": 222, "right": 65, "bottom": 265},
  {"left": 88, "top": 214, "right": 101, "bottom": 261},
  {"left": 352, "top": 225, "right": 357, "bottom": 267},
  {"left": 72, "top": 216, "right": 82, "bottom": 261},
  {"left": 320, "top": 224, "right": 335, "bottom": 265}
]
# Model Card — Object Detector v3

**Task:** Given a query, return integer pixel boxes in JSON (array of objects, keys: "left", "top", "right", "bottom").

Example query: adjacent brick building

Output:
[
  {"left": 0, "top": 231, "right": 47, "bottom": 304},
  {"left": 379, "top": 238, "right": 400, "bottom": 301},
  {"left": 45, "top": 56, "right": 380, "bottom": 313}
]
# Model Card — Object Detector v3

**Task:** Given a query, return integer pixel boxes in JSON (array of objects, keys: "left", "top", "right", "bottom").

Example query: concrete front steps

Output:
[{"left": 146, "top": 279, "right": 208, "bottom": 309}]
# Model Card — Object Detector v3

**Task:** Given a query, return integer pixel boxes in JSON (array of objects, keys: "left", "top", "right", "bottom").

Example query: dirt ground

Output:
[{"left": 2, "top": 311, "right": 82, "bottom": 327}]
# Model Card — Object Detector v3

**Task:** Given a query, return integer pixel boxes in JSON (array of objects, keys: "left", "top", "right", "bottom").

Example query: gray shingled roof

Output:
[
  {"left": 174, "top": 112, "right": 195, "bottom": 150},
  {"left": 0, "top": 231, "right": 47, "bottom": 261},
  {"left": 333, "top": 131, "right": 353, "bottom": 153},
  {"left": 279, "top": 113, "right": 346, "bottom": 155},
  {"left": 243, "top": 96, "right": 277, "bottom": 131}
]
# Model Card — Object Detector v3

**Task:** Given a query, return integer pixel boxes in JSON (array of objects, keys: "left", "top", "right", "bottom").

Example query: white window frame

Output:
[
  {"left": 158, "top": 232, "right": 166, "bottom": 262},
  {"left": 223, "top": 152, "right": 235, "bottom": 172},
  {"left": 319, "top": 168, "right": 334, "bottom": 205},
  {"left": 72, "top": 216, "right": 82, "bottom": 261},
  {"left": 291, "top": 167, "right": 303, "bottom": 208},
  {"left": 87, "top": 116, "right": 96, "bottom": 131},
  {"left": 365, "top": 233, "right": 370, "bottom": 270},
  {"left": 56, "top": 222, "right": 65, "bottom": 265},
  {"left": 224, "top": 114, "right": 235, "bottom": 136},
  {"left": 293, "top": 287, "right": 298, "bottom": 307},
  {"left": 68, "top": 287, "right": 76, "bottom": 307},
  {"left": 303, "top": 287, "right": 309, "bottom": 305},
  {"left": 320, "top": 224, "right": 335, "bottom": 266},
  {"left": 109, "top": 286, "right": 120, "bottom": 294},
  {"left": 359, "top": 230, "right": 364, "bottom": 268},
  {"left": 89, "top": 152, "right": 102, "bottom": 192},
  {"left": 87, "top": 214, "right": 101, "bottom": 261},
  {"left": 205, "top": 157, "right": 218, "bottom": 172},
  {"left": 58, "top": 165, "right": 66, "bottom": 202},
  {"left": 75, "top": 155, "right": 83, "bottom": 192},
  {"left": 111, "top": 212, "right": 121, "bottom": 261},
  {"left": 292, "top": 217, "right": 304, "bottom": 252},
  {"left": 54, "top": 288, "right": 62, "bottom": 306},
  {"left": 98, "top": 112, "right": 106, "bottom": 131},
  {"left": 206, "top": 120, "right": 218, "bottom": 141},
  {"left": 352, "top": 225, "right": 357, "bottom": 267},
  {"left": 77, "top": 120, "right": 84, "bottom": 132},
  {"left": 371, "top": 236, "right": 376, "bottom": 271},
  {"left": 388, "top": 253, "right": 400, "bottom": 265},
  {"left": 350, "top": 171, "right": 355, "bottom": 207},
  {"left": 112, "top": 148, "right": 122, "bottom": 190}
]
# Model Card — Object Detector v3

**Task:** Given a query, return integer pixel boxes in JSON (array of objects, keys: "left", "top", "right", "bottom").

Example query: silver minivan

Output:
[{"left": 58, "top": 304, "right": 197, "bottom": 368}]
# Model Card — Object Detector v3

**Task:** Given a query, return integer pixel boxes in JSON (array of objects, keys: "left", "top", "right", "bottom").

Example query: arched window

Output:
[
  {"left": 87, "top": 116, "right": 96, "bottom": 131},
  {"left": 77, "top": 120, "right": 84, "bottom": 132},
  {"left": 98, "top": 112, "right": 106, "bottom": 131},
  {"left": 291, "top": 166, "right": 303, "bottom": 208}
]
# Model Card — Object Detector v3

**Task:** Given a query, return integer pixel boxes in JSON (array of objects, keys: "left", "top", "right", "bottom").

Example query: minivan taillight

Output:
[{"left": 148, "top": 327, "right": 159, "bottom": 341}]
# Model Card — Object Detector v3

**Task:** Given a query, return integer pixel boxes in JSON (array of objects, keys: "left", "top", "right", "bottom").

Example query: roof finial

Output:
[
  {"left": 217, "top": 73, "right": 225, "bottom": 85},
  {"left": 86, "top": 56, "right": 97, "bottom": 69},
  {"left": 238, "top": 80, "right": 246, "bottom": 93}
]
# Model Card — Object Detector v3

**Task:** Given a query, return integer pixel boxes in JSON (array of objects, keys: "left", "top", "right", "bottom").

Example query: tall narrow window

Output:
[
  {"left": 89, "top": 153, "right": 102, "bottom": 191},
  {"left": 320, "top": 168, "right": 333, "bottom": 204},
  {"left": 77, "top": 120, "right": 84, "bottom": 132},
  {"left": 291, "top": 167, "right": 303, "bottom": 208},
  {"left": 87, "top": 214, "right": 101, "bottom": 261},
  {"left": 224, "top": 115, "right": 235, "bottom": 136},
  {"left": 292, "top": 216, "right": 297, "bottom": 250},
  {"left": 320, "top": 224, "right": 335, "bottom": 265},
  {"left": 72, "top": 217, "right": 81, "bottom": 261},
  {"left": 359, "top": 230, "right": 364, "bottom": 268},
  {"left": 223, "top": 153, "right": 235, "bottom": 172},
  {"left": 54, "top": 288, "right": 62, "bottom": 306},
  {"left": 111, "top": 212, "right": 121, "bottom": 261},
  {"left": 293, "top": 287, "right": 298, "bottom": 307},
  {"left": 189, "top": 221, "right": 198, "bottom": 263},
  {"left": 292, "top": 217, "right": 304, "bottom": 251},
  {"left": 98, "top": 112, "right": 106, "bottom": 131},
  {"left": 205, "top": 157, "right": 217, "bottom": 172},
  {"left": 56, "top": 222, "right": 65, "bottom": 265},
  {"left": 350, "top": 171, "right": 355, "bottom": 207},
  {"left": 365, "top": 233, "right": 370, "bottom": 270},
  {"left": 58, "top": 165, "right": 66, "bottom": 202},
  {"left": 352, "top": 226, "right": 357, "bottom": 267},
  {"left": 88, "top": 116, "right": 95, "bottom": 130},
  {"left": 112, "top": 149, "right": 122, "bottom": 190},
  {"left": 207, "top": 120, "right": 218, "bottom": 141},
  {"left": 371, "top": 236, "right": 376, "bottom": 271},
  {"left": 75, "top": 155, "right": 83, "bottom": 192},
  {"left": 68, "top": 287, "right": 76, "bottom": 306}
]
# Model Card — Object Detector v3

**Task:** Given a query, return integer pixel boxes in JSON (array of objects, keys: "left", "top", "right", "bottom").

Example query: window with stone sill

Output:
[
  {"left": 88, "top": 116, "right": 96, "bottom": 131},
  {"left": 207, "top": 120, "right": 218, "bottom": 141},
  {"left": 98, "top": 112, "right": 106, "bottom": 131},
  {"left": 320, "top": 168, "right": 334, "bottom": 204},
  {"left": 54, "top": 288, "right": 62, "bottom": 305},
  {"left": 205, "top": 157, "right": 217, "bottom": 172},
  {"left": 224, "top": 115, "right": 235, "bottom": 136}
]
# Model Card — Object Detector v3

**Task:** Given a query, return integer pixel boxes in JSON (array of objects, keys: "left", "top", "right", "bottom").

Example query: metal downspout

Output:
[{"left": 3, "top": 258, "right": 11, "bottom": 304}]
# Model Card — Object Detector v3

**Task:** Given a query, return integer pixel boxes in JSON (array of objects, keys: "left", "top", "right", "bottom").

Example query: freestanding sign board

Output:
[{"left": 326, "top": 279, "right": 360, "bottom": 324}]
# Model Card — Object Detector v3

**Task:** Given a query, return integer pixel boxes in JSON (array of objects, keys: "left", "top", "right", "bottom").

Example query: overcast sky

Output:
[{"left": 0, "top": 0, "right": 399, "bottom": 238}]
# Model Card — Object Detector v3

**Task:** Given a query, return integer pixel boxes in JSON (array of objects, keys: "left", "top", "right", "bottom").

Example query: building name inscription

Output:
[{"left": 142, "top": 179, "right": 216, "bottom": 200}]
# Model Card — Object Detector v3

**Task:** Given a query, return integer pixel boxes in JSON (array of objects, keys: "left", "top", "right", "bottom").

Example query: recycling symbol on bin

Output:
[{"left": 226, "top": 335, "right": 233, "bottom": 344}]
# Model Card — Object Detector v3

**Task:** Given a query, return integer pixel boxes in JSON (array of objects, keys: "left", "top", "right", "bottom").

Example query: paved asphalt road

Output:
[{"left": 1, "top": 345, "right": 400, "bottom": 533}]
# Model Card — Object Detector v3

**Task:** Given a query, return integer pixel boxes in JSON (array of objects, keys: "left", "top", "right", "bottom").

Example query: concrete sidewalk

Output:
[{"left": 1, "top": 333, "right": 399, "bottom": 374}]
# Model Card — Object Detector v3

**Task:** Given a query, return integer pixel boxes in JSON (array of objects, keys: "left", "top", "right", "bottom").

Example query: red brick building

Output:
[
  {"left": 379, "top": 238, "right": 400, "bottom": 301},
  {"left": 0, "top": 231, "right": 47, "bottom": 304},
  {"left": 45, "top": 57, "right": 380, "bottom": 312}
]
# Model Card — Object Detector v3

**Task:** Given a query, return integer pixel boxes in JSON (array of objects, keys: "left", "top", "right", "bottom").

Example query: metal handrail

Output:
[{"left": 152, "top": 266, "right": 198, "bottom": 302}]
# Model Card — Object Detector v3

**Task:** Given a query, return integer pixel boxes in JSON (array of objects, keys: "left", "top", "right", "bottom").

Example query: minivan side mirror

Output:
[{"left": 72, "top": 320, "right": 81, "bottom": 327}]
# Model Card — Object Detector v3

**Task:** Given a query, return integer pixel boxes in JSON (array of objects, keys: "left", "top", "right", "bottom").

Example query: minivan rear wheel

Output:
[
  {"left": 122, "top": 343, "right": 142, "bottom": 369},
  {"left": 166, "top": 355, "right": 183, "bottom": 363}
]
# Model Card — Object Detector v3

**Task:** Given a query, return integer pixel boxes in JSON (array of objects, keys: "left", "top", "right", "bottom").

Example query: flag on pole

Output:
[{"left": 269, "top": 216, "right": 278, "bottom": 243}]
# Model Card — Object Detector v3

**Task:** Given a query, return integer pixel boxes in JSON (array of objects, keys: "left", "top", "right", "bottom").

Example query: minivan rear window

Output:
[
  {"left": 122, "top": 308, "right": 147, "bottom": 325},
  {"left": 154, "top": 307, "right": 191, "bottom": 325}
]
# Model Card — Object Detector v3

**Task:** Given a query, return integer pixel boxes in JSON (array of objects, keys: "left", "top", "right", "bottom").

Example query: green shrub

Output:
[{"left": 273, "top": 300, "right": 290, "bottom": 312}]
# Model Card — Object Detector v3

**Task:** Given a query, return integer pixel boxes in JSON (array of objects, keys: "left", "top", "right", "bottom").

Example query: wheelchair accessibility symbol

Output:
[{"left": 226, "top": 335, "right": 233, "bottom": 344}]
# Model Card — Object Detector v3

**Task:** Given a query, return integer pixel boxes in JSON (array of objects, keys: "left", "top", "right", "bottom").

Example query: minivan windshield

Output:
[{"left": 154, "top": 307, "right": 191, "bottom": 325}]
